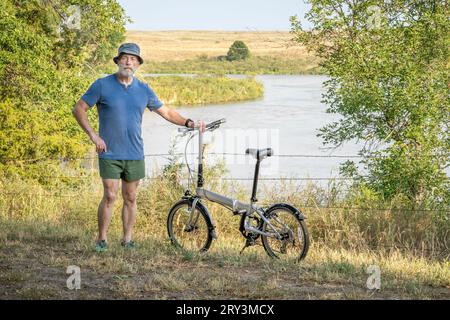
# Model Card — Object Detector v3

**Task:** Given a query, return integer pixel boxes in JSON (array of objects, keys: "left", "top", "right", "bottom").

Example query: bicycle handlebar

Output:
[
  {"left": 178, "top": 118, "right": 226, "bottom": 134},
  {"left": 205, "top": 118, "right": 226, "bottom": 130}
]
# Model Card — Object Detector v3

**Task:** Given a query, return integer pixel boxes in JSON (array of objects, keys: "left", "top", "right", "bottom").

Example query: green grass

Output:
[
  {"left": 145, "top": 75, "right": 264, "bottom": 106},
  {"left": 141, "top": 56, "right": 323, "bottom": 75}
]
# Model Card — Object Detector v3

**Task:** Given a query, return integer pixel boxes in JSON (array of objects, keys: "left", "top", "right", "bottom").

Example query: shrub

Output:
[{"left": 226, "top": 40, "right": 250, "bottom": 61}]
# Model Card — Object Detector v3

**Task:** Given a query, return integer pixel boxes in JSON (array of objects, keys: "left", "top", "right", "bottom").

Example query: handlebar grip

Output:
[
  {"left": 206, "top": 118, "right": 226, "bottom": 129},
  {"left": 180, "top": 119, "right": 225, "bottom": 132}
]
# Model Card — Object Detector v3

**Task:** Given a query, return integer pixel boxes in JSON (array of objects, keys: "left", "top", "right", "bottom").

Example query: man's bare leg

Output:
[
  {"left": 97, "top": 179, "right": 120, "bottom": 242},
  {"left": 121, "top": 179, "right": 140, "bottom": 243}
]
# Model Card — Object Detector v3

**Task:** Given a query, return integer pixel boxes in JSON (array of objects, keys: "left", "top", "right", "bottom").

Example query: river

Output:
[{"left": 141, "top": 75, "right": 367, "bottom": 187}]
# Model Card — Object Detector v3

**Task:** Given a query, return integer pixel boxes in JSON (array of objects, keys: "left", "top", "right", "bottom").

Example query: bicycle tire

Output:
[
  {"left": 261, "top": 203, "right": 309, "bottom": 262},
  {"left": 167, "top": 199, "right": 213, "bottom": 252}
]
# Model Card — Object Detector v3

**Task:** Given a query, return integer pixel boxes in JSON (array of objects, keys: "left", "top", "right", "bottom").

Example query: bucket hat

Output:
[{"left": 113, "top": 43, "right": 144, "bottom": 64}]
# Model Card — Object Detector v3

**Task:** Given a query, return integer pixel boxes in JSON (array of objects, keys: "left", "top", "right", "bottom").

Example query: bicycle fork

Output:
[
  {"left": 184, "top": 197, "right": 200, "bottom": 232},
  {"left": 185, "top": 196, "right": 217, "bottom": 240}
]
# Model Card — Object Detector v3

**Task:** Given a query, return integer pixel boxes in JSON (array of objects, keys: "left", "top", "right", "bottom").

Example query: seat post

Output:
[{"left": 251, "top": 159, "right": 261, "bottom": 203}]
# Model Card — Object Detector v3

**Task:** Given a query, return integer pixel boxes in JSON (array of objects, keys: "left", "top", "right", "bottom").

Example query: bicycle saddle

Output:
[{"left": 245, "top": 148, "right": 273, "bottom": 160}]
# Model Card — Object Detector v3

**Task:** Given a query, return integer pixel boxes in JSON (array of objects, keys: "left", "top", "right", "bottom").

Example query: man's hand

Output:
[
  {"left": 90, "top": 133, "right": 107, "bottom": 153},
  {"left": 189, "top": 120, "right": 205, "bottom": 133}
]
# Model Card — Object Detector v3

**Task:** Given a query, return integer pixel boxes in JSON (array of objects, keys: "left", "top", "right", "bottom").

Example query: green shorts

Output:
[{"left": 98, "top": 159, "right": 145, "bottom": 181}]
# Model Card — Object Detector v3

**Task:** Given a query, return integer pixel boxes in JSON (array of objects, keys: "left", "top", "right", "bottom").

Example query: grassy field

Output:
[
  {"left": 126, "top": 31, "right": 313, "bottom": 62},
  {"left": 121, "top": 31, "right": 321, "bottom": 75},
  {"left": 146, "top": 75, "right": 264, "bottom": 106},
  {"left": 1, "top": 219, "right": 448, "bottom": 300},
  {"left": 141, "top": 56, "right": 321, "bottom": 75},
  {"left": 1, "top": 162, "right": 448, "bottom": 300}
]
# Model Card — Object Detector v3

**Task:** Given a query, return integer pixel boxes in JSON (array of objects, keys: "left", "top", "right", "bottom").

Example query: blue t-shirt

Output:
[{"left": 81, "top": 74, "right": 163, "bottom": 160}]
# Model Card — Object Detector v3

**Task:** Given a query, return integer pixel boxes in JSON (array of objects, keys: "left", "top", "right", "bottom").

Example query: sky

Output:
[{"left": 117, "top": 0, "right": 312, "bottom": 31}]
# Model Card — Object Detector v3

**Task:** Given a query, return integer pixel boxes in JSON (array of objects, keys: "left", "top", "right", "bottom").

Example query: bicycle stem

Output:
[{"left": 197, "top": 127, "right": 204, "bottom": 188}]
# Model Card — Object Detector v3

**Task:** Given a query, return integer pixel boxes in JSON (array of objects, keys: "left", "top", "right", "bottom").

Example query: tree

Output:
[
  {"left": 291, "top": 1, "right": 449, "bottom": 207},
  {"left": 0, "top": 0, "right": 128, "bottom": 184},
  {"left": 226, "top": 40, "right": 250, "bottom": 61}
]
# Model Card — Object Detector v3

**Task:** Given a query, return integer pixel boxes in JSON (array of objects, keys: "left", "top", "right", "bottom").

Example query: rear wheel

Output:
[
  {"left": 167, "top": 199, "right": 213, "bottom": 252},
  {"left": 261, "top": 204, "right": 309, "bottom": 262}
]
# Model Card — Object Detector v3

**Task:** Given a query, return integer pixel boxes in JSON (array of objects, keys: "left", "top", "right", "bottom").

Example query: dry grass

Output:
[
  {"left": 125, "top": 30, "right": 313, "bottom": 62},
  {"left": 0, "top": 167, "right": 449, "bottom": 300},
  {"left": 98, "top": 31, "right": 322, "bottom": 75},
  {"left": 1, "top": 219, "right": 449, "bottom": 300}
]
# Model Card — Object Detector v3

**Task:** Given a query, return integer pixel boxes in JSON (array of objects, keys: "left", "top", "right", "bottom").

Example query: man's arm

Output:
[
  {"left": 154, "top": 105, "right": 192, "bottom": 127},
  {"left": 72, "top": 99, "right": 107, "bottom": 153},
  {"left": 154, "top": 105, "right": 204, "bottom": 130}
]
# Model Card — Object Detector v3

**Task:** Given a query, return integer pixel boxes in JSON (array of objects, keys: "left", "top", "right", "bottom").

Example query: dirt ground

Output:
[{"left": 1, "top": 234, "right": 448, "bottom": 300}]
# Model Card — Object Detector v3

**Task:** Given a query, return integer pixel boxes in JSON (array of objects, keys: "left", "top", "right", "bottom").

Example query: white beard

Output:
[{"left": 118, "top": 65, "right": 136, "bottom": 77}]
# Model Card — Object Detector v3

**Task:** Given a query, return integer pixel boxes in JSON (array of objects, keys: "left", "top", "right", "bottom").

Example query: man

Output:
[{"left": 72, "top": 43, "right": 204, "bottom": 252}]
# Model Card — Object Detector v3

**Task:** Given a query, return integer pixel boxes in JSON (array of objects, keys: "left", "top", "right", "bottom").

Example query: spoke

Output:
[
  {"left": 264, "top": 208, "right": 305, "bottom": 260},
  {"left": 171, "top": 205, "right": 208, "bottom": 251}
]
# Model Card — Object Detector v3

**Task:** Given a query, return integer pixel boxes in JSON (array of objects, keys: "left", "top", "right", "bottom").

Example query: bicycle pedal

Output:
[
  {"left": 239, "top": 238, "right": 256, "bottom": 254},
  {"left": 239, "top": 244, "right": 249, "bottom": 254}
]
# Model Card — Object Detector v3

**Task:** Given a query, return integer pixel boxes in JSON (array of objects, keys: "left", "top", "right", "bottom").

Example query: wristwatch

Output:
[{"left": 185, "top": 118, "right": 193, "bottom": 128}]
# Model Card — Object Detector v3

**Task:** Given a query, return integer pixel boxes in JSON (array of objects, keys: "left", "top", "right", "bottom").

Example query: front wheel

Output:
[
  {"left": 167, "top": 199, "right": 213, "bottom": 252},
  {"left": 261, "top": 204, "right": 309, "bottom": 262}
]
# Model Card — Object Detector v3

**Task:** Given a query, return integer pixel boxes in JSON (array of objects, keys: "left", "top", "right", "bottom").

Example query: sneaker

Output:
[
  {"left": 121, "top": 240, "right": 137, "bottom": 249},
  {"left": 95, "top": 240, "right": 108, "bottom": 252}
]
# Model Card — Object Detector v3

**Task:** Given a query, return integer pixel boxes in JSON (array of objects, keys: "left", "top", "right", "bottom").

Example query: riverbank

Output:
[{"left": 146, "top": 75, "right": 264, "bottom": 106}]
